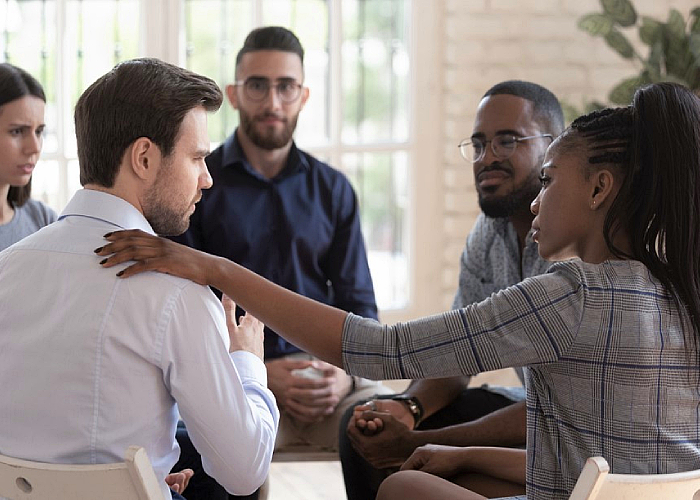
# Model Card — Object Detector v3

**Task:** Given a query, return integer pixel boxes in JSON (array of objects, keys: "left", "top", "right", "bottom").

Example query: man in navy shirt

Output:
[{"left": 174, "top": 26, "right": 388, "bottom": 479}]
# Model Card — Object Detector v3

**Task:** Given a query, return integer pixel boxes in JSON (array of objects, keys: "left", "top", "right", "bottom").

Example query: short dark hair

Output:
[
  {"left": 0, "top": 63, "right": 46, "bottom": 207},
  {"left": 235, "top": 26, "right": 304, "bottom": 72},
  {"left": 74, "top": 58, "right": 223, "bottom": 187},
  {"left": 483, "top": 80, "right": 565, "bottom": 137}
]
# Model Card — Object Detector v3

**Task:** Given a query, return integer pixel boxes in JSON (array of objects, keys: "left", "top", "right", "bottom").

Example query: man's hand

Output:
[
  {"left": 223, "top": 294, "right": 264, "bottom": 360},
  {"left": 352, "top": 399, "right": 415, "bottom": 435},
  {"left": 346, "top": 401, "right": 418, "bottom": 469},
  {"left": 266, "top": 358, "right": 353, "bottom": 423},
  {"left": 165, "top": 468, "right": 194, "bottom": 495}
]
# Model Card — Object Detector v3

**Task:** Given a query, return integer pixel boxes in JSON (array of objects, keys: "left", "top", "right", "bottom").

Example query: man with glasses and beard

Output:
[
  {"left": 171, "top": 25, "right": 388, "bottom": 500},
  {"left": 339, "top": 80, "right": 564, "bottom": 500}
]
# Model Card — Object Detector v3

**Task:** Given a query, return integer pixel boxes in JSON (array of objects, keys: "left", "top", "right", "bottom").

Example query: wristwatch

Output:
[{"left": 390, "top": 394, "right": 424, "bottom": 427}]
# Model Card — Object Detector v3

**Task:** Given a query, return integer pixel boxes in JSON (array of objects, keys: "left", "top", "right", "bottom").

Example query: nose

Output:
[
  {"left": 200, "top": 165, "right": 213, "bottom": 190},
  {"left": 530, "top": 191, "right": 541, "bottom": 215},
  {"left": 23, "top": 130, "right": 42, "bottom": 156},
  {"left": 264, "top": 85, "right": 282, "bottom": 110}
]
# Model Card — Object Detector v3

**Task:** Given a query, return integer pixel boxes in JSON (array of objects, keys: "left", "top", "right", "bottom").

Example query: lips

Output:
[
  {"left": 477, "top": 168, "right": 510, "bottom": 188},
  {"left": 17, "top": 164, "right": 35, "bottom": 175}
]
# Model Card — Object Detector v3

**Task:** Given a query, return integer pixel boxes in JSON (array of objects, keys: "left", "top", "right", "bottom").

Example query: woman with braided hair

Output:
[{"left": 97, "top": 82, "right": 700, "bottom": 500}]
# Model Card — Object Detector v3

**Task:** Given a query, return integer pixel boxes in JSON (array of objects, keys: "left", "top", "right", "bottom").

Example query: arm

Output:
[
  {"left": 164, "top": 284, "right": 279, "bottom": 495},
  {"left": 98, "top": 231, "right": 585, "bottom": 376},
  {"left": 401, "top": 445, "right": 526, "bottom": 486}
]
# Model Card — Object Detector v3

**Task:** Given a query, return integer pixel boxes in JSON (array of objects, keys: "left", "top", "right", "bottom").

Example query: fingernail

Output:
[
  {"left": 116, "top": 270, "right": 124, "bottom": 277},
  {"left": 99, "top": 258, "right": 108, "bottom": 265},
  {"left": 103, "top": 232, "right": 113, "bottom": 238},
  {"left": 94, "top": 247, "right": 103, "bottom": 253}
]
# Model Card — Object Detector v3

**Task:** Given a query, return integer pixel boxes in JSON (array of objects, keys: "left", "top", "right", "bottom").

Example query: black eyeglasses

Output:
[
  {"left": 458, "top": 133, "right": 554, "bottom": 163},
  {"left": 234, "top": 77, "right": 303, "bottom": 103}
]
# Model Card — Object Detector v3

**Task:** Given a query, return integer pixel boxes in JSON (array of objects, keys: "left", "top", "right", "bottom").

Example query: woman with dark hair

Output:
[
  {"left": 98, "top": 82, "right": 700, "bottom": 500},
  {"left": 0, "top": 63, "right": 56, "bottom": 250}
]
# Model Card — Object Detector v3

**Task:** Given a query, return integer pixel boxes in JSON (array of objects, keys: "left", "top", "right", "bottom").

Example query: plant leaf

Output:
[
  {"left": 605, "top": 29, "right": 635, "bottom": 59},
  {"left": 692, "top": 13, "right": 700, "bottom": 34},
  {"left": 601, "top": 0, "right": 637, "bottom": 27},
  {"left": 639, "top": 16, "right": 663, "bottom": 45},
  {"left": 643, "top": 40, "right": 663, "bottom": 80},
  {"left": 663, "top": 24, "right": 692, "bottom": 80},
  {"left": 666, "top": 9, "right": 685, "bottom": 37},
  {"left": 691, "top": 33, "right": 700, "bottom": 64},
  {"left": 608, "top": 76, "right": 647, "bottom": 105},
  {"left": 578, "top": 13, "right": 614, "bottom": 37}
]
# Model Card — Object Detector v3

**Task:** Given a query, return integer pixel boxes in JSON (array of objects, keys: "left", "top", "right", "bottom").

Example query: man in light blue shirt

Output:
[{"left": 0, "top": 58, "right": 279, "bottom": 499}]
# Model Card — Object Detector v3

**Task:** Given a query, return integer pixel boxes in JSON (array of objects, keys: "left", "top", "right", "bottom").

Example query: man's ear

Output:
[
  {"left": 590, "top": 169, "right": 616, "bottom": 210},
  {"left": 129, "top": 137, "right": 160, "bottom": 181},
  {"left": 299, "top": 85, "right": 310, "bottom": 111},
  {"left": 226, "top": 84, "right": 239, "bottom": 110}
]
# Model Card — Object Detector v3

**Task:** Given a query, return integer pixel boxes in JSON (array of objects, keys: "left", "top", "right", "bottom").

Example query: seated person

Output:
[
  {"left": 340, "top": 80, "right": 564, "bottom": 499},
  {"left": 172, "top": 26, "right": 389, "bottom": 474},
  {"left": 0, "top": 58, "right": 278, "bottom": 500},
  {"left": 0, "top": 63, "right": 56, "bottom": 251}
]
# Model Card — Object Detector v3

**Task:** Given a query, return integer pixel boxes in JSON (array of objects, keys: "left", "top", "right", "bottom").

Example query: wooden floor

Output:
[{"left": 266, "top": 369, "right": 522, "bottom": 500}]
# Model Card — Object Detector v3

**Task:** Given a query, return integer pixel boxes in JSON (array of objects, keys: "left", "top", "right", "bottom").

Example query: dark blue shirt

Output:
[{"left": 173, "top": 130, "right": 378, "bottom": 359}]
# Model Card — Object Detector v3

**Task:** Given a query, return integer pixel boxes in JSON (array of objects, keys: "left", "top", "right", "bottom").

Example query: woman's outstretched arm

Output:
[{"left": 97, "top": 229, "right": 347, "bottom": 366}]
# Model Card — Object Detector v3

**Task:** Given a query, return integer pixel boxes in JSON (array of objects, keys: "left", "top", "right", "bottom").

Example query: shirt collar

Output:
[
  {"left": 221, "top": 128, "right": 310, "bottom": 180},
  {"left": 58, "top": 189, "right": 156, "bottom": 235}
]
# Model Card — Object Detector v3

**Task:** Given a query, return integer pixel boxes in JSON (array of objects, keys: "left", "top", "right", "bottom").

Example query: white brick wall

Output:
[{"left": 434, "top": 0, "right": 699, "bottom": 307}]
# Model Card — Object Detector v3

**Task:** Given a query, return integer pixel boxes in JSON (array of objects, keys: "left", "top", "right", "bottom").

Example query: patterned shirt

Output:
[
  {"left": 452, "top": 214, "right": 551, "bottom": 390},
  {"left": 452, "top": 213, "right": 549, "bottom": 309},
  {"left": 342, "top": 259, "right": 700, "bottom": 499}
]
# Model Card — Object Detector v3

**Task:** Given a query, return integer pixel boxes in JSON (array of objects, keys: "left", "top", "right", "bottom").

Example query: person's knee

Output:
[{"left": 376, "top": 471, "right": 427, "bottom": 500}]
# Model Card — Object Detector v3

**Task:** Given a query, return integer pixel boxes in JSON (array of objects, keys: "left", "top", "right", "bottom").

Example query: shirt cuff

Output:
[{"left": 229, "top": 351, "right": 268, "bottom": 386}]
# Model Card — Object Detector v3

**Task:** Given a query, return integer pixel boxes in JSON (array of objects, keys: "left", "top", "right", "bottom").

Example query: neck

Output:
[
  {"left": 508, "top": 206, "right": 535, "bottom": 253},
  {"left": 0, "top": 185, "right": 14, "bottom": 225},
  {"left": 236, "top": 129, "right": 292, "bottom": 180}
]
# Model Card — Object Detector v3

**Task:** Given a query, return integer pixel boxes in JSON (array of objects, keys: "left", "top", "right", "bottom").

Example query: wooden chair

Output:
[
  {"left": 0, "top": 446, "right": 163, "bottom": 500},
  {"left": 569, "top": 456, "right": 700, "bottom": 500}
]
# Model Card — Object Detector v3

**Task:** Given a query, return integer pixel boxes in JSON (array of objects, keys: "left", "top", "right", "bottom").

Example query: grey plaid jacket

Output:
[{"left": 343, "top": 259, "right": 700, "bottom": 499}]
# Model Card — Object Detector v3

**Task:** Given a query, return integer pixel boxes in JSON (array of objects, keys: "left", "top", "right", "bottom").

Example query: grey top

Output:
[
  {"left": 0, "top": 199, "right": 57, "bottom": 251},
  {"left": 453, "top": 214, "right": 551, "bottom": 391},
  {"left": 343, "top": 259, "right": 700, "bottom": 499}
]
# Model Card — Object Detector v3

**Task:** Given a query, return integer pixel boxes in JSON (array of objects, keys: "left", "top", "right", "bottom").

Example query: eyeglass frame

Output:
[
  {"left": 457, "top": 133, "right": 554, "bottom": 163},
  {"left": 233, "top": 77, "right": 305, "bottom": 104}
]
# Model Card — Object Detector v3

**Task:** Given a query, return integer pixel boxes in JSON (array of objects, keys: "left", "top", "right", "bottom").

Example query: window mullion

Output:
[
  {"left": 329, "top": 0, "right": 342, "bottom": 169},
  {"left": 140, "top": 0, "right": 182, "bottom": 64}
]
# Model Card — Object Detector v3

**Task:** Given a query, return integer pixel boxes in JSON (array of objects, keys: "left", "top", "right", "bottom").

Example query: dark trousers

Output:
[
  {"left": 172, "top": 421, "right": 260, "bottom": 500},
  {"left": 338, "top": 387, "right": 516, "bottom": 500}
]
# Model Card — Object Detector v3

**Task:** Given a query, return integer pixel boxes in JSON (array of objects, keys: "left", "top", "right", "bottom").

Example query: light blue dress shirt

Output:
[{"left": 0, "top": 189, "right": 279, "bottom": 499}]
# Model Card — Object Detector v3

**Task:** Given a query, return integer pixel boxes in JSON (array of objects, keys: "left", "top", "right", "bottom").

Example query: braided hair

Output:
[{"left": 570, "top": 83, "right": 700, "bottom": 348}]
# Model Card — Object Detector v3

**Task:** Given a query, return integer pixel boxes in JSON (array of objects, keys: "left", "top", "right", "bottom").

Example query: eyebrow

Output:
[
  {"left": 194, "top": 148, "right": 211, "bottom": 157},
  {"left": 246, "top": 75, "right": 299, "bottom": 83},
  {"left": 471, "top": 129, "right": 524, "bottom": 139},
  {"left": 7, "top": 122, "right": 45, "bottom": 128}
]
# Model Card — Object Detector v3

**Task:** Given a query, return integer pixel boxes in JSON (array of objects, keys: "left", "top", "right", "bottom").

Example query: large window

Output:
[{"left": 1, "top": 0, "right": 417, "bottom": 313}]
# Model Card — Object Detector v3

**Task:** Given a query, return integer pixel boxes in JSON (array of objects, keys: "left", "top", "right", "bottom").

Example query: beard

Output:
[
  {"left": 239, "top": 107, "right": 299, "bottom": 150},
  {"left": 477, "top": 162, "right": 542, "bottom": 219},
  {"left": 142, "top": 163, "right": 195, "bottom": 237}
]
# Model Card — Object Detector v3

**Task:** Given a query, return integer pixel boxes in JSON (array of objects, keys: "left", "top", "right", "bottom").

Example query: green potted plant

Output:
[{"left": 578, "top": 0, "right": 700, "bottom": 105}]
